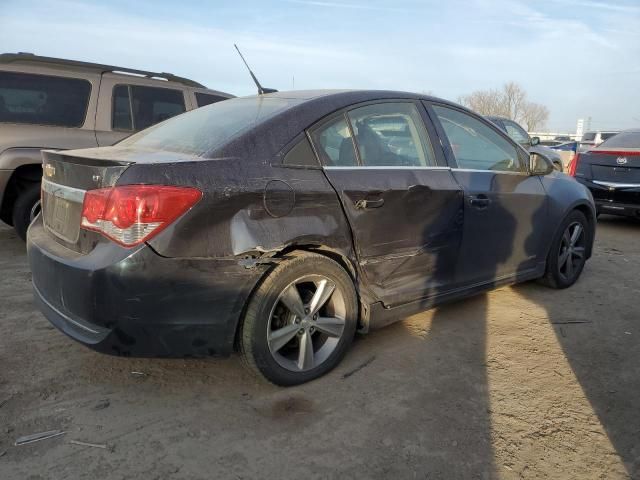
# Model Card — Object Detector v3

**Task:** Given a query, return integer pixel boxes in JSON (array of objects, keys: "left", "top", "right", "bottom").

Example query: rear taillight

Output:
[
  {"left": 81, "top": 185, "right": 202, "bottom": 247},
  {"left": 568, "top": 153, "right": 580, "bottom": 177}
]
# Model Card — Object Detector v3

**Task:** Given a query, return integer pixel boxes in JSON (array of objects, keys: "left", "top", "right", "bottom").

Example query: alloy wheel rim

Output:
[
  {"left": 558, "top": 221, "right": 586, "bottom": 282},
  {"left": 267, "top": 274, "right": 346, "bottom": 372}
]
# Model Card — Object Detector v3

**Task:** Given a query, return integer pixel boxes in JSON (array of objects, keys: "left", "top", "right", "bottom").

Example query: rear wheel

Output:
[
  {"left": 540, "top": 210, "right": 589, "bottom": 289},
  {"left": 12, "top": 183, "right": 41, "bottom": 241},
  {"left": 239, "top": 251, "right": 358, "bottom": 386}
]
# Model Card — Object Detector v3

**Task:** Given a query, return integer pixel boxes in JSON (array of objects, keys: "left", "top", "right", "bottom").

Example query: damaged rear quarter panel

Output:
[{"left": 117, "top": 158, "right": 355, "bottom": 262}]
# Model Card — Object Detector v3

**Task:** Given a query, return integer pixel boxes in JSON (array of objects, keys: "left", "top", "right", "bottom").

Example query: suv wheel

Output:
[
  {"left": 12, "top": 183, "right": 41, "bottom": 241},
  {"left": 239, "top": 251, "right": 358, "bottom": 386}
]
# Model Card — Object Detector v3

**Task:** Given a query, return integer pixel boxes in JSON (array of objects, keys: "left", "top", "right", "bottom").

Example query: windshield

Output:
[
  {"left": 119, "top": 96, "right": 299, "bottom": 157},
  {"left": 599, "top": 131, "right": 640, "bottom": 149}
]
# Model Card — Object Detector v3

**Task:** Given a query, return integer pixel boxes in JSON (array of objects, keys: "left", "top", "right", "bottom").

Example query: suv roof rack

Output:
[{"left": 0, "top": 52, "right": 206, "bottom": 88}]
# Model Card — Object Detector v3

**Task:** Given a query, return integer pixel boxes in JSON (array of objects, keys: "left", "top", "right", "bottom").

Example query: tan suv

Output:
[{"left": 0, "top": 53, "right": 233, "bottom": 239}]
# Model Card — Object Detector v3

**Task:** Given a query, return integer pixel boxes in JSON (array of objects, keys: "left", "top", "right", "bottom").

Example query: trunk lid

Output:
[
  {"left": 577, "top": 148, "right": 640, "bottom": 183},
  {"left": 41, "top": 148, "right": 131, "bottom": 252}
]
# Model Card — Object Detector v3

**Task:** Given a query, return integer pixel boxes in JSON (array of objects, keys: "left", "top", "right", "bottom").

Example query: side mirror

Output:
[
  {"left": 529, "top": 153, "right": 554, "bottom": 175},
  {"left": 530, "top": 136, "right": 540, "bottom": 146}
]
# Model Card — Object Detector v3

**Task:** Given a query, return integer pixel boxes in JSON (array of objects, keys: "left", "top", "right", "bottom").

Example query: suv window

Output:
[
  {"left": 433, "top": 105, "right": 523, "bottom": 172},
  {"left": 582, "top": 132, "right": 596, "bottom": 141},
  {"left": 347, "top": 103, "right": 436, "bottom": 167},
  {"left": 112, "top": 84, "right": 186, "bottom": 131},
  {"left": 195, "top": 92, "right": 228, "bottom": 107},
  {"left": 502, "top": 120, "right": 530, "bottom": 145},
  {"left": 0, "top": 71, "right": 91, "bottom": 127},
  {"left": 311, "top": 115, "right": 357, "bottom": 166}
]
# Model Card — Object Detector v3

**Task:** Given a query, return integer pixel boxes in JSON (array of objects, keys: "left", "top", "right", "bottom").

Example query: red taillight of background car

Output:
[
  {"left": 568, "top": 153, "right": 580, "bottom": 177},
  {"left": 81, "top": 185, "right": 202, "bottom": 247}
]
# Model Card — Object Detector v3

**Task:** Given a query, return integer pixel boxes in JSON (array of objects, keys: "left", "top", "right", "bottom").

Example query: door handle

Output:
[
  {"left": 468, "top": 194, "right": 491, "bottom": 209},
  {"left": 354, "top": 198, "right": 385, "bottom": 209}
]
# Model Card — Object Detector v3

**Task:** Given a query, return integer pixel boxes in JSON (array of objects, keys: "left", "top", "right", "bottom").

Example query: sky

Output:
[{"left": 1, "top": 0, "right": 639, "bottom": 132}]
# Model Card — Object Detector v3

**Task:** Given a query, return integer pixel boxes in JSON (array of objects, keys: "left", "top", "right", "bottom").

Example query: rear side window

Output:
[
  {"left": 311, "top": 116, "right": 357, "bottom": 166},
  {"left": 283, "top": 136, "right": 319, "bottom": 167},
  {"left": 0, "top": 71, "right": 91, "bottom": 127},
  {"left": 195, "top": 92, "right": 228, "bottom": 107},
  {"left": 433, "top": 105, "right": 523, "bottom": 172},
  {"left": 599, "top": 131, "right": 640, "bottom": 148},
  {"left": 347, "top": 102, "right": 436, "bottom": 167},
  {"left": 112, "top": 84, "right": 186, "bottom": 131},
  {"left": 600, "top": 132, "right": 618, "bottom": 141},
  {"left": 582, "top": 132, "right": 596, "bottom": 141}
]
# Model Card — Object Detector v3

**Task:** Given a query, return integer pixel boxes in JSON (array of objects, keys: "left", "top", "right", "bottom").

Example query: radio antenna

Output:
[{"left": 234, "top": 44, "right": 278, "bottom": 95}]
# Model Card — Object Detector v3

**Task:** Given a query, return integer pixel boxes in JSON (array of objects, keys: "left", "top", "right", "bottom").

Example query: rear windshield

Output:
[
  {"left": 599, "top": 131, "right": 640, "bottom": 148},
  {"left": 0, "top": 71, "right": 91, "bottom": 127},
  {"left": 120, "top": 96, "right": 299, "bottom": 156}
]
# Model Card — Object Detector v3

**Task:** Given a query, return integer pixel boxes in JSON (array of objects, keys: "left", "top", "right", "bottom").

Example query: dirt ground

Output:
[{"left": 0, "top": 216, "right": 639, "bottom": 480}]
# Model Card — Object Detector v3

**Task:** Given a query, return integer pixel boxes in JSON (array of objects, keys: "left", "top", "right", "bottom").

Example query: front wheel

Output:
[
  {"left": 239, "top": 251, "right": 358, "bottom": 386},
  {"left": 540, "top": 210, "right": 589, "bottom": 289}
]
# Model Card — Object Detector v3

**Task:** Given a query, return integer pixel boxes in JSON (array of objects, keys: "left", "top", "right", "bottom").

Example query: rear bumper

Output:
[
  {"left": 576, "top": 178, "right": 640, "bottom": 217},
  {"left": 27, "top": 218, "right": 267, "bottom": 357},
  {"left": 596, "top": 201, "right": 640, "bottom": 217}
]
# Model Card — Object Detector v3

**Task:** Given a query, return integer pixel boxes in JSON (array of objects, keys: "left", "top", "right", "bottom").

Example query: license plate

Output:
[{"left": 51, "top": 197, "right": 72, "bottom": 233}]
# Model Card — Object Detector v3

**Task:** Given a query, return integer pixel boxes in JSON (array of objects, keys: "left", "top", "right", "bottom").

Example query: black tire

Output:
[
  {"left": 12, "top": 183, "right": 41, "bottom": 241},
  {"left": 239, "top": 251, "right": 358, "bottom": 386},
  {"left": 539, "top": 210, "right": 589, "bottom": 289}
]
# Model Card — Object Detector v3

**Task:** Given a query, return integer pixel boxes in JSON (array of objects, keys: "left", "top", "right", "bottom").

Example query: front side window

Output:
[
  {"left": 311, "top": 116, "right": 357, "bottom": 166},
  {"left": 503, "top": 120, "right": 530, "bottom": 145},
  {"left": 433, "top": 105, "right": 523, "bottom": 172},
  {"left": 347, "top": 103, "right": 436, "bottom": 167},
  {"left": 0, "top": 71, "right": 91, "bottom": 127},
  {"left": 112, "top": 85, "right": 186, "bottom": 131},
  {"left": 195, "top": 92, "right": 229, "bottom": 107}
]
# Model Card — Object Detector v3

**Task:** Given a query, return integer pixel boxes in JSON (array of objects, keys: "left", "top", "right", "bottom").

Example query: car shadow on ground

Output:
[{"left": 515, "top": 214, "right": 640, "bottom": 478}]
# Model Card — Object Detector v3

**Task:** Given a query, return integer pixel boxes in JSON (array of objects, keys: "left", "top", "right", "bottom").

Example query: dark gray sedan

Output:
[{"left": 27, "top": 90, "right": 595, "bottom": 385}]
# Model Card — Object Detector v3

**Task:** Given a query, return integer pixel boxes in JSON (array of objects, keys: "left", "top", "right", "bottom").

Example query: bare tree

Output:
[
  {"left": 521, "top": 102, "right": 549, "bottom": 131},
  {"left": 458, "top": 88, "right": 504, "bottom": 117},
  {"left": 502, "top": 82, "right": 527, "bottom": 121},
  {"left": 458, "top": 82, "right": 549, "bottom": 131}
]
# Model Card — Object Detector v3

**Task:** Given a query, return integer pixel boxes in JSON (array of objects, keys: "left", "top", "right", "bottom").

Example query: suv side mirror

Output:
[
  {"left": 529, "top": 153, "right": 554, "bottom": 175},
  {"left": 530, "top": 136, "right": 540, "bottom": 146}
]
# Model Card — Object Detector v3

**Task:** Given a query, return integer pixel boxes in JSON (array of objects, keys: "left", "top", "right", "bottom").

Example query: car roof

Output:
[
  {"left": 0, "top": 52, "right": 206, "bottom": 88},
  {"left": 250, "top": 88, "right": 460, "bottom": 108},
  {"left": 213, "top": 89, "right": 497, "bottom": 159}
]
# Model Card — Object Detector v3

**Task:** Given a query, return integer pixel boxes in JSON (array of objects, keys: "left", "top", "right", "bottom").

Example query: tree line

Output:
[{"left": 458, "top": 82, "right": 549, "bottom": 131}]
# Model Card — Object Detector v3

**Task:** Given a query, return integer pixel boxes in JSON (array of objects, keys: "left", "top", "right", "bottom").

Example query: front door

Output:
[
  {"left": 428, "top": 104, "right": 548, "bottom": 286},
  {"left": 311, "top": 101, "right": 464, "bottom": 307}
]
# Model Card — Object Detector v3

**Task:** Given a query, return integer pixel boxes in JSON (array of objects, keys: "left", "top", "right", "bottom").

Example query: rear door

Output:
[
  {"left": 427, "top": 103, "right": 548, "bottom": 286},
  {"left": 311, "top": 101, "right": 464, "bottom": 307}
]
